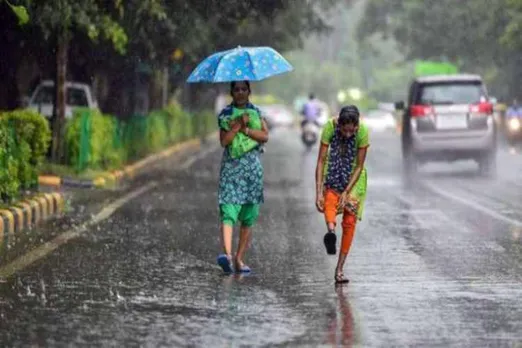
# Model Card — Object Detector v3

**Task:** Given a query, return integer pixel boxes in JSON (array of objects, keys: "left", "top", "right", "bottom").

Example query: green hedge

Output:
[
  {"left": 65, "top": 104, "right": 217, "bottom": 173},
  {"left": 0, "top": 104, "right": 217, "bottom": 200},
  {"left": 65, "top": 108, "right": 125, "bottom": 172},
  {"left": 0, "top": 109, "right": 51, "bottom": 202},
  {"left": 195, "top": 110, "right": 216, "bottom": 139}
]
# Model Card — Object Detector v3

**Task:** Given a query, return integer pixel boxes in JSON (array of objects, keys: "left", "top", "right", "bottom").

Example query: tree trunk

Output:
[
  {"left": 162, "top": 64, "right": 169, "bottom": 107},
  {"left": 51, "top": 35, "right": 68, "bottom": 163}
]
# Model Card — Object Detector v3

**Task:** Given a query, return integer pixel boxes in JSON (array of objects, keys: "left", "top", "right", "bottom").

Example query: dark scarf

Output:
[{"left": 324, "top": 124, "right": 357, "bottom": 193}]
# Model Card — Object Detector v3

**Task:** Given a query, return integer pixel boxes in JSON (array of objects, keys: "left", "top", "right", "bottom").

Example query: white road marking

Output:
[
  {"left": 178, "top": 143, "right": 220, "bottom": 170},
  {"left": 0, "top": 143, "right": 220, "bottom": 279},
  {"left": 423, "top": 181, "right": 522, "bottom": 228},
  {"left": 0, "top": 182, "right": 158, "bottom": 279}
]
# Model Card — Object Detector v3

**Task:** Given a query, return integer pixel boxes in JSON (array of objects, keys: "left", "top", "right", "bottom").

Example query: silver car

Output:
[{"left": 395, "top": 74, "right": 497, "bottom": 176}]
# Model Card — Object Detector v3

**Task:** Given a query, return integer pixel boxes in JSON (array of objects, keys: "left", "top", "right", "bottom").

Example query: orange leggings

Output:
[{"left": 323, "top": 189, "right": 357, "bottom": 255}]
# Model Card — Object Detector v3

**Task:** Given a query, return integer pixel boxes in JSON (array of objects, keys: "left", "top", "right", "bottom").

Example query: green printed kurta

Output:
[{"left": 217, "top": 103, "right": 264, "bottom": 205}]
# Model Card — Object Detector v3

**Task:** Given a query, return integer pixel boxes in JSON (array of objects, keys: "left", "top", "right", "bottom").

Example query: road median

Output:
[{"left": 38, "top": 135, "right": 213, "bottom": 189}]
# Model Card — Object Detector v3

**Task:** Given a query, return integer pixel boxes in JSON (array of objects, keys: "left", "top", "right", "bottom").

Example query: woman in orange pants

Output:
[{"left": 315, "top": 105, "right": 369, "bottom": 284}]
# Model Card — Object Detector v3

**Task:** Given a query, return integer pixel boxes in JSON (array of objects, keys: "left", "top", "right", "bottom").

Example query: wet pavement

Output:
[{"left": 1, "top": 127, "right": 522, "bottom": 347}]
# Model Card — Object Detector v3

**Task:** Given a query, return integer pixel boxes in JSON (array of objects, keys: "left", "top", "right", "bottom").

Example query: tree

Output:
[
  {"left": 3, "top": 0, "right": 28, "bottom": 25},
  {"left": 18, "top": 0, "right": 128, "bottom": 162},
  {"left": 357, "top": 0, "right": 522, "bottom": 100},
  {"left": 3, "top": 0, "right": 347, "bottom": 119}
]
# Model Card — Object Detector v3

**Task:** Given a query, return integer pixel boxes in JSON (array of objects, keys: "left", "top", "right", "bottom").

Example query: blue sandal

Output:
[
  {"left": 235, "top": 263, "right": 251, "bottom": 273},
  {"left": 217, "top": 254, "right": 234, "bottom": 274}
]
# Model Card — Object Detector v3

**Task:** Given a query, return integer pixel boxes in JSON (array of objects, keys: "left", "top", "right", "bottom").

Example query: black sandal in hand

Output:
[
  {"left": 335, "top": 272, "right": 349, "bottom": 284},
  {"left": 323, "top": 231, "right": 337, "bottom": 255}
]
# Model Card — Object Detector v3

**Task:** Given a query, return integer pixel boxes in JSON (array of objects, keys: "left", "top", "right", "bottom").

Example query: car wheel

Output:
[{"left": 402, "top": 150, "right": 418, "bottom": 177}]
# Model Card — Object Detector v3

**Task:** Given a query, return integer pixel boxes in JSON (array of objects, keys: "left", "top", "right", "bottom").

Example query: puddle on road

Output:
[
  {"left": 0, "top": 256, "right": 307, "bottom": 347},
  {"left": 121, "top": 278, "right": 307, "bottom": 347}
]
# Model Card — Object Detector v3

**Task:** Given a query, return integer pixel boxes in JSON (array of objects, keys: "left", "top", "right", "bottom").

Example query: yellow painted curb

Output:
[
  {"left": 36, "top": 196, "right": 49, "bottom": 220},
  {"left": 0, "top": 193, "right": 65, "bottom": 236},
  {"left": 43, "top": 194, "right": 55, "bottom": 215},
  {"left": 37, "top": 135, "right": 213, "bottom": 190},
  {"left": 21, "top": 199, "right": 40, "bottom": 225},
  {"left": 38, "top": 175, "right": 62, "bottom": 187},
  {"left": 125, "top": 138, "right": 201, "bottom": 175},
  {"left": 93, "top": 177, "right": 106, "bottom": 188},
  {"left": 93, "top": 137, "right": 203, "bottom": 187},
  {"left": 0, "top": 210, "right": 15, "bottom": 235},
  {"left": 105, "top": 173, "right": 117, "bottom": 183},
  {"left": 113, "top": 170, "right": 124, "bottom": 179},
  {"left": 10, "top": 206, "right": 24, "bottom": 232},
  {"left": 123, "top": 166, "right": 136, "bottom": 179},
  {"left": 51, "top": 192, "right": 65, "bottom": 212},
  {"left": 124, "top": 163, "right": 139, "bottom": 173},
  {"left": 15, "top": 201, "right": 32, "bottom": 229}
]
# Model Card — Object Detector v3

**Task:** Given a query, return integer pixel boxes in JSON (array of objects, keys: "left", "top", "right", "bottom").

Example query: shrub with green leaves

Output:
[
  {"left": 121, "top": 114, "right": 148, "bottom": 161},
  {"left": 164, "top": 104, "right": 188, "bottom": 143},
  {"left": 145, "top": 111, "right": 169, "bottom": 153},
  {"left": 195, "top": 110, "right": 217, "bottom": 138},
  {"left": 64, "top": 105, "right": 217, "bottom": 174},
  {"left": 0, "top": 109, "right": 51, "bottom": 202},
  {"left": 65, "top": 108, "right": 125, "bottom": 172}
]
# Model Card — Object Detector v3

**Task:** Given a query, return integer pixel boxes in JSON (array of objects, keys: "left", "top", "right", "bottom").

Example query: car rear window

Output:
[
  {"left": 33, "top": 86, "right": 54, "bottom": 104},
  {"left": 67, "top": 88, "right": 89, "bottom": 106},
  {"left": 418, "top": 82, "right": 485, "bottom": 105}
]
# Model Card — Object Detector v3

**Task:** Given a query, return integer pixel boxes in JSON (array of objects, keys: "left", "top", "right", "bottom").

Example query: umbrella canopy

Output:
[{"left": 187, "top": 46, "right": 294, "bottom": 83}]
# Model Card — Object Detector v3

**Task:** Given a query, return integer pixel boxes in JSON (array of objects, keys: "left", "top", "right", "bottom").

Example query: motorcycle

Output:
[
  {"left": 301, "top": 120, "right": 320, "bottom": 149},
  {"left": 505, "top": 116, "right": 522, "bottom": 145}
]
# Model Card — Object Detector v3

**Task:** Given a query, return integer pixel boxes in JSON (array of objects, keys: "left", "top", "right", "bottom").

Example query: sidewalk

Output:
[
  {"left": 38, "top": 138, "right": 202, "bottom": 189},
  {"left": 1, "top": 133, "right": 216, "bottom": 242}
]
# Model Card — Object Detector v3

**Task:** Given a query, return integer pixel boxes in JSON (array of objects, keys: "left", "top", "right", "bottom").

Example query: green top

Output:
[
  {"left": 320, "top": 119, "right": 369, "bottom": 145},
  {"left": 219, "top": 107, "right": 262, "bottom": 159},
  {"left": 320, "top": 119, "right": 370, "bottom": 220},
  {"left": 320, "top": 119, "right": 369, "bottom": 174}
]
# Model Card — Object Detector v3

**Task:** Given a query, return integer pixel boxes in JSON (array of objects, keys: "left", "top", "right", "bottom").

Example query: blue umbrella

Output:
[{"left": 187, "top": 46, "right": 294, "bottom": 83}]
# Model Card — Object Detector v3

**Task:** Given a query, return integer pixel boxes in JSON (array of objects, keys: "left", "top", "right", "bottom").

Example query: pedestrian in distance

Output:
[
  {"left": 315, "top": 105, "right": 370, "bottom": 284},
  {"left": 216, "top": 80, "right": 269, "bottom": 274}
]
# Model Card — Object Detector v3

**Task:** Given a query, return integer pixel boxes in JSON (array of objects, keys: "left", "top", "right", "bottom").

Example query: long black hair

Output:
[{"left": 338, "top": 105, "right": 360, "bottom": 125}]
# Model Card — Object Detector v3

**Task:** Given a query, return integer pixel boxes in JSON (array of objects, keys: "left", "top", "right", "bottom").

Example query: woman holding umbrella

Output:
[
  {"left": 216, "top": 80, "right": 269, "bottom": 273},
  {"left": 186, "top": 46, "right": 293, "bottom": 273}
]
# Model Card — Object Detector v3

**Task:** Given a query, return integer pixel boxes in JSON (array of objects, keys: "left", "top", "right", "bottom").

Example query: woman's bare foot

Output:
[{"left": 334, "top": 270, "right": 349, "bottom": 284}]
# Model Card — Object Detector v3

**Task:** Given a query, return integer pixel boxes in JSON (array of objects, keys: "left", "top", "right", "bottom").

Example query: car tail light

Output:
[
  {"left": 469, "top": 102, "right": 493, "bottom": 114},
  {"left": 410, "top": 105, "right": 434, "bottom": 118}
]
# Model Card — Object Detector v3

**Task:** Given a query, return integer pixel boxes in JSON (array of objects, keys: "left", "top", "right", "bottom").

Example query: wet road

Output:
[{"left": 1, "top": 127, "right": 522, "bottom": 347}]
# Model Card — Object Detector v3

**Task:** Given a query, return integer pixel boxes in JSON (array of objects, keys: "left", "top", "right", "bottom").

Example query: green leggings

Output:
[{"left": 220, "top": 204, "right": 260, "bottom": 227}]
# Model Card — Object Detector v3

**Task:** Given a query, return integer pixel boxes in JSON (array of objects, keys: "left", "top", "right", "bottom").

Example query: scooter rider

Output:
[
  {"left": 301, "top": 94, "right": 321, "bottom": 127},
  {"left": 505, "top": 98, "right": 522, "bottom": 144},
  {"left": 506, "top": 98, "right": 522, "bottom": 117}
]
